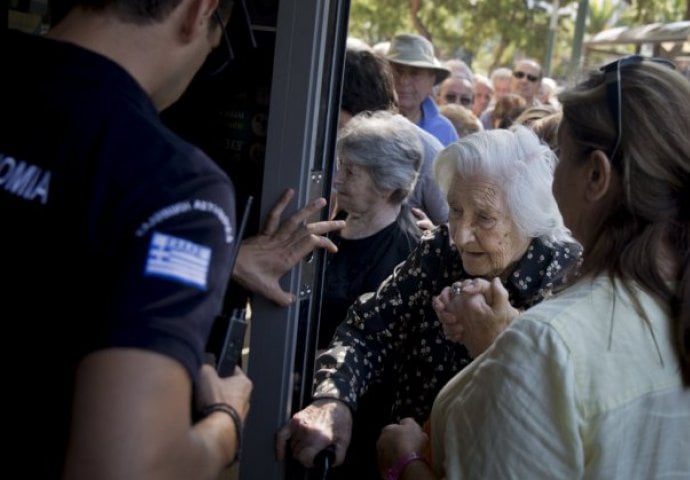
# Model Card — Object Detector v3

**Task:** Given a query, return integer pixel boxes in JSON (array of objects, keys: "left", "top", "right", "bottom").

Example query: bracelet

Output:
[
  {"left": 384, "top": 451, "right": 428, "bottom": 480},
  {"left": 201, "top": 402, "right": 243, "bottom": 466}
]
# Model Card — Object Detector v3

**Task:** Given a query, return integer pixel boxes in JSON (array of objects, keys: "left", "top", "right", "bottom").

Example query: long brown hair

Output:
[{"left": 560, "top": 59, "right": 690, "bottom": 384}]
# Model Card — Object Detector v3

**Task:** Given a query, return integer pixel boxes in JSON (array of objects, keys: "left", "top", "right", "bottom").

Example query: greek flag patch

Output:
[{"left": 145, "top": 232, "right": 211, "bottom": 290}]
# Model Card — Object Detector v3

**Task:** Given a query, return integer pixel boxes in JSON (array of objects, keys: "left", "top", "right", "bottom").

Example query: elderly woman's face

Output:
[
  {"left": 334, "top": 158, "right": 390, "bottom": 214},
  {"left": 448, "top": 173, "right": 531, "bottom": 278}
]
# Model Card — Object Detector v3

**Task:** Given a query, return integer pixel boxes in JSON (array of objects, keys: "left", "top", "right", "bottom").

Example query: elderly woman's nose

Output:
[{"left": 453, "top": 222, "right": 475, "bottom": 246}]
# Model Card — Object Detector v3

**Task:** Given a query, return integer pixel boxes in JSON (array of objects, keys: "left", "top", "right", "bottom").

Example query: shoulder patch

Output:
[{"left": 144, "top": 232, "right": 211, "bottom": 290}]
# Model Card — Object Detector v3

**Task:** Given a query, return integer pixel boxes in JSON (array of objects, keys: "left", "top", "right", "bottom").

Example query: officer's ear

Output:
[{"left": 178, "top": 0, "right": 220, "bottom": 44}]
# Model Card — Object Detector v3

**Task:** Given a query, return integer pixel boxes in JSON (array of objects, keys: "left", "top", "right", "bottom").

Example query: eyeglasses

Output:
[
  {"left": 206, "top": 8, "right": 235, "bottom": 76},
  {"left": 512, "top": 71, "right": 539, "bottom": 83},
  {"left": 600, "top": 54, "right": 675, "bottom": 162},
  {"left": 444, "top": 93, "right": 474, "bottom": 107}
]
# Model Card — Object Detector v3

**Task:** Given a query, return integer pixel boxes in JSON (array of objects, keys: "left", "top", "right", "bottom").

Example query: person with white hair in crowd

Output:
[
  {"left": 277, "top": 126, "right": 582, "bottom": 478},
  {"left": 377, "top": 55, "right": 690, "bottom": 480},
  {"left": 472, "top": 73, "right": 493, "bottom": 117}
]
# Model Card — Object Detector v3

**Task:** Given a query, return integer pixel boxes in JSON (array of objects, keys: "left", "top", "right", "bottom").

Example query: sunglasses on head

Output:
[
  {"left": 600, "top": 54, "right": 676, "bottom": 163},
  {"left": 444, "top": 93, "right": 474, "bottom": 107},
  {"left": 512, "top": 71, "right": 539, "bottom": 83}
]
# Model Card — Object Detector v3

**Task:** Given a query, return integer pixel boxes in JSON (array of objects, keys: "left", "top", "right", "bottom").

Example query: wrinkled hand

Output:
[
  {"left": 275, "top": 399, "right": 352, "bottom": 468},
  {"left": 411, "top": 207, "right": 435, "bottom": 231},
  {"left": 376, "top": 418, "right": 428, "bottom": 477},
  {"left": 433, "top": 278, "right": 520, "bottom": 358},
  {"left": 234, "top": 189, "right": 345, "bottom": 307}
]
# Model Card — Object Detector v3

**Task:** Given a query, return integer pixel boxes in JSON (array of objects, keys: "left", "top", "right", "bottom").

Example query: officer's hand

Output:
[{"left": 233, "top": 189, "right": 345, "bottom": 306}]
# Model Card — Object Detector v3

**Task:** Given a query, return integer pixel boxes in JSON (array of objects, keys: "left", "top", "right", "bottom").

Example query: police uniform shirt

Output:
[{"left": 2, "top": 30, "right": 237, "bottom": 474}]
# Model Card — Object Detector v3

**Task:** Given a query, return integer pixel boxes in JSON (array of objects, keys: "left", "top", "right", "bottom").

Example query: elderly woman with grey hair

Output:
[
  {"left": 318, "top": 110, "right": 424, "bottom": 349},
  {"left": 277, "top": 126, "right": 582, "bottom": 478}
]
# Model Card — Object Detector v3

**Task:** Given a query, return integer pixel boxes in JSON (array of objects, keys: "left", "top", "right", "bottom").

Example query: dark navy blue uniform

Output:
[{"left": 1, "top": 30, "right": 237, "bottom": 475}]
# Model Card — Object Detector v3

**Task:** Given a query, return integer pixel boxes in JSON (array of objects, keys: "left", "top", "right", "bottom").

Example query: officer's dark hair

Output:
[{"left": 50, "top": 0, "right": 233, "bottom": 25}]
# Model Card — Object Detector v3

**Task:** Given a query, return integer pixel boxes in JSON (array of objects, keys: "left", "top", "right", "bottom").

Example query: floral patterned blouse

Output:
[{"left": 313, "top": 224, "right": 582, "bottom": 423}]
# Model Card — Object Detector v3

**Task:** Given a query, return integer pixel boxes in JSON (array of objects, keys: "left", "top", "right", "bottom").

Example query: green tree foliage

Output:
[
  {"left": 625, "top": 0, "right": 688, "bottom": 22},
  {"left": 349, "top": 0, "right": 557, "bottom": 74},
  {"left": 348, "top": 0, "right": 688, "bottom": 75},
  {"left": 588, "top": 0, "right": 622, "bottom": 32}
]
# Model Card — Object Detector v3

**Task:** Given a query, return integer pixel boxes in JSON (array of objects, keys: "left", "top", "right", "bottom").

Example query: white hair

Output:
[
  {"left": 372, "top": 41, "right": 390, "bottom": 56},
  {"left": 434, "top": 125, "right": 573, "bottom": 245}
]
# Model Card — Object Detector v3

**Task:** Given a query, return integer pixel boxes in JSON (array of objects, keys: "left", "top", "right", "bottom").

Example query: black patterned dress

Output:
[{"left": 313, "top": 224, "right": 582, "bottom": 479}]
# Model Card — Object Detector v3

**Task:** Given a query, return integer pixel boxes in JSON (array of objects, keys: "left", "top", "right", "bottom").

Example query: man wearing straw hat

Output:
[{"left": 385, "top": 33, "right": 459, "bottom": 146}]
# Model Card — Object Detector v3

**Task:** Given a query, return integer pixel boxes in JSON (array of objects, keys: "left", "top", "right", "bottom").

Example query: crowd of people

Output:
[
  {"left": 280, "top": 32, "right": 690, "bottom": 480},
  {"left": 376, "top": 54, "right": 690, "bottom": 480},
  {"left": 3, "top": 4, "right": 689, "bottom": 479},
  {"left": 359, "top": 32, "right": 568, "bottom": 154}
]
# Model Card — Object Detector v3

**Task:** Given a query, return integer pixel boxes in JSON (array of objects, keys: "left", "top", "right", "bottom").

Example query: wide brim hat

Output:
[{"left": 386, "top": 33, "right": 450, "bottom": 85}]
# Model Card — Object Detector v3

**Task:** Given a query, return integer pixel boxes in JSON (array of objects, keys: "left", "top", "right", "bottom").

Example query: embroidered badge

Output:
[{"left": 145, "top": 232, "right": 211, "bottom": 290}]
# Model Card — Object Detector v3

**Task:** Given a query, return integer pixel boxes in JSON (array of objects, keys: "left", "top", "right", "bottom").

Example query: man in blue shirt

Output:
[{"left": 385, "top": 33, "right": 459, "bottom": 146}]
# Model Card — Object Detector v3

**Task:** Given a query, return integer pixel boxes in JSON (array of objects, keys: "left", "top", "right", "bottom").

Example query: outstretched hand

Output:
[{"left": 233, "top": 189, "right": 345, "bottom": 307}]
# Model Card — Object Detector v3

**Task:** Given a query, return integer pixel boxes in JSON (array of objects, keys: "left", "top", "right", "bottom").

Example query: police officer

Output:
[{"left": 1, "top": 0, "right": 343, "bottom": 477}]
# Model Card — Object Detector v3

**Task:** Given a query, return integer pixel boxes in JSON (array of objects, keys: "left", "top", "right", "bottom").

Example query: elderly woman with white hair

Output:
[
  {"left": 378, "top": 56, "right": 690, "bottom": 480},
  {"left": 277, "top": 126, "right": 582, "bottom": 477}
]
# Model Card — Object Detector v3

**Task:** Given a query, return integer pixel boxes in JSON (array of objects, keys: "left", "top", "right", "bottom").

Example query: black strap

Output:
[{"left": 312, "top": 445, "right": 336, "bottom": 480}]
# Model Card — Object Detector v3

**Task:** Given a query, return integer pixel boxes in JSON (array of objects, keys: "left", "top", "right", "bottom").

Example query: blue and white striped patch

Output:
[{"left": 145, "top": 232, "right": 211, "bottom": 290}]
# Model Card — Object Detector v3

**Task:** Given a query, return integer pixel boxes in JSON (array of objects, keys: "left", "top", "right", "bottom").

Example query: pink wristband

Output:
[{"left": 384, "top": 451, "right": 427, "bottom": 480}]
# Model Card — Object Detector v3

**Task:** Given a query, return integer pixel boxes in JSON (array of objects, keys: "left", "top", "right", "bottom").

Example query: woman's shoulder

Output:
[
  {"left": 518, "top": 276, "right": 655, "bottom": 338},
  {"left": 508, "top": 237, "right": 581, "bottom": 307},
  {"left": 408, "top": 224, "right": 464, "bottom": 277},
  {"left": 514, "top": 276, "right": 683, "bottom": 404},
  {"left": 535, "top": 237, "right": 582, "bottom": 265},
  {"left": 521, "top": 277, "right": 599, "bottom": 321},
  {"left": 530, "top": 237, "right": 582, "bottom": 283}
]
